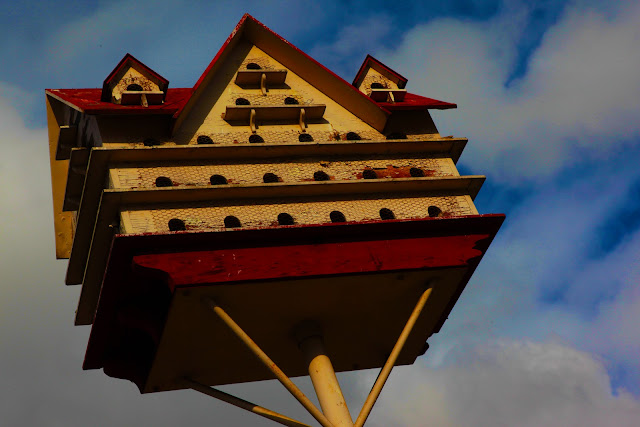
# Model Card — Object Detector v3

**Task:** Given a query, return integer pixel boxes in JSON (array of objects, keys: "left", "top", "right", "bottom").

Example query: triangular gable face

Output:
[
  {"left": 101, "top": 54, "right": 169, "bottom": 105},
  {"left": 353, "top": 56, "right": 408, "bottom": 95},
  {"left": 173, "top": 43, "right": 386, "bottom": 145},
  {"left": 172, "top": 15, "right": 389, "bottom": 143}
]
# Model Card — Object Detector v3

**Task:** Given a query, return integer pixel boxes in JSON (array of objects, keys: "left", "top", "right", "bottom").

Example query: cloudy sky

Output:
[{"left": 1, "top": 0, "right": 639, "bottom": 425}]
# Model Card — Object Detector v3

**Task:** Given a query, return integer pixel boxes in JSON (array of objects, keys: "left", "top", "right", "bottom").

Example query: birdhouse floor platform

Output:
[{"left": 82, "top": 214, "right": 503, "bottom": 397}]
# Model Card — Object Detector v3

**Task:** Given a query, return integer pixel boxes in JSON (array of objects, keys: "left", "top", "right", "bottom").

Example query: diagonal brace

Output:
[
  {"left": 184, "top": 378, "right": 311, "bottom": 427},
  {"left": 203, "top": 298, "right": 335, "bottom": 427},
  {"left": 354, "top": 286, "right": 433, "bottom": 427}
]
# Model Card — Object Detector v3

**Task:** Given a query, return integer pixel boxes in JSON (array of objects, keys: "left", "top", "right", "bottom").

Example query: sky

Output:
[{"left": 1, "top": 0, "right": 639, "bottom": 425}]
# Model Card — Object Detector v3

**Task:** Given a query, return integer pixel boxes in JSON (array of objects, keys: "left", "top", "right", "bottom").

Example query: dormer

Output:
[
  {"left": 101, "top": 53, "right": 169, "bottom": 106},
  {"left": 353, "top": 55, "right": 408, "bottom": 98}
]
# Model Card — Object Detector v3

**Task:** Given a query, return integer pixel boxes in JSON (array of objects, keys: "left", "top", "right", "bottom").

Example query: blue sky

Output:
[{"left": 1, "top": 0, "right": 639, "bottom": 425}]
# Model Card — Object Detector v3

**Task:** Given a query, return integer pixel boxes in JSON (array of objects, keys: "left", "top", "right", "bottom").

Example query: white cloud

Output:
[
  {"left": 383, "top": 1, "right": 640, "bottom": 181},
  {"left": 3, "top": 1, "right": 640, "bottom": 424},
  {"left": 366, "top": 340, "right": 640, "bottom": 427},
  {"left": 309, "top": 14, "right": 394, "bottom": 77}
]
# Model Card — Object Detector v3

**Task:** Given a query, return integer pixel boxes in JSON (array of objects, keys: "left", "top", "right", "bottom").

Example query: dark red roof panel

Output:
[
  {"left": 377, "top": 92, "right": 457, "bottom": 110},
  {"left": 46, "top": 88, "right": 192, "bottom": 115}
]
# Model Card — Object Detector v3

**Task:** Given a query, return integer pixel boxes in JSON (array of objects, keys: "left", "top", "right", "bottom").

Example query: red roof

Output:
[
  {"left": 46, "top": 14, "right": 455, "bottom": 119},
  {"left": 46, "top": 88, "right": 192, "bottom": 115},
  {"left": 376, "top": 92, "right": 457, "bottom": 111}
]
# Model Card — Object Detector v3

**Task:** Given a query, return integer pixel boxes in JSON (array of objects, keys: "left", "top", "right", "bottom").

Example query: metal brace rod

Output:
[
  {"left": 299, "top": 108, "right": 307, "bottom": 132},
  {"left": 250, "top": 108, "right": 257, "bottom": 133},
  {"left": 261, "top": 73, "right": 268, "bottom": 95},
  {"left": 354, "top": 287, "right": 433, "bottom": 427},
  {"left": 184, "top": 378, "right": 311, "bottom": 427},
  {"left": 387, "top": 92, "right": 395, "bottom": 103},
  {"left": 204, "top": 298, "right": 335, "bottom": 427}
]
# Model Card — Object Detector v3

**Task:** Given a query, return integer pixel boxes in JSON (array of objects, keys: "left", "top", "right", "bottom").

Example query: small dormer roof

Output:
[
  {"left": 352, "top": 55, "right": 408, "bottom": 90},
  {"left": 100, "top": 53, "right": 169, "bottom": 102}
]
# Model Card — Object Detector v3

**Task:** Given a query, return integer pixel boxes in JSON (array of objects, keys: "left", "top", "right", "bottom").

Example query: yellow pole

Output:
[
  {"left": 354, "top": 287, "right": 433, "bottom": 427},
  {"left": 204, "top": 298, "right": 335, "bottom": 427},
  {"left": 299, "top": 335, "right": 353, "bottom": 426}
]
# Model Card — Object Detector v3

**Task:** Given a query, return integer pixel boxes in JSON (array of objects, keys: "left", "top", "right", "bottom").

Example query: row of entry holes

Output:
[
  {"left": 194, "top": 132, "right": 405, "bottom": 145},
  {"left": 197, "top": 134, "right": 314, "bottom": 144},
  {"left": 166, "top": 206, "right": 443, "bottom": 231},
  {"left": 156, "top": 167, "right": 427, "bottom": 187},
  {"left": 235, "top": 97, "right": 300, "bottom": 105}
]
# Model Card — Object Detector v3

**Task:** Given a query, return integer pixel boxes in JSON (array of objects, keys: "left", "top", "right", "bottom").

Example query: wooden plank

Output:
[
  {"left": 370, "top": 89, "right": 407, "bottom": 102},
  {"left": 235, "top": 69, "right": 287, "bottom": 86},
  {"left": 55, "top": 125, "right": 78, "bottom": 160},
  {"left": 121, "top": 91, "right": 164, "bottom": 105},
  {"left": 223, "top": 104, "right": 326, "bottom": 121}
]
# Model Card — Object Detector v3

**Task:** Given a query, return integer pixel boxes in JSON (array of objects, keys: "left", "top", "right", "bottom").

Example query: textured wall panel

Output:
[
  {"left": 120, "top": 194, "right": 475, "bottom": 234},
  {"left": 109, "top": 157, "right": 458, "bottom": 189}
]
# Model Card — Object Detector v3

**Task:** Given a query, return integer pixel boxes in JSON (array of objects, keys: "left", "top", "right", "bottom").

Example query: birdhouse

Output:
[{"left": 46, "top": 14, "right": 503, "bottom": 427}]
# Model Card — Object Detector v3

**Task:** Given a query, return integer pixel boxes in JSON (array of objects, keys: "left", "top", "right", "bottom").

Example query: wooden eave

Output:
[
  {"left": 82, "top": 214, "right": 504, "bottom": 390},
  {"left": 63, "top": 138, "right": 468, "bottom": 212},
  {"left": 66, "top": 169, "right": 481, "bottom": 287},
  {"left": 73, "top": 177, "right": 486, "bottom": 325},
  {"left": 46, "top": 91, "right": 85, "bottom": 114}
]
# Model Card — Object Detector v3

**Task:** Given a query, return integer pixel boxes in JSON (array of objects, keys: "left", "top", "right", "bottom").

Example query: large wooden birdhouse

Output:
[{"left": 46, "top": 14, "right": 503, "bottom": 427}]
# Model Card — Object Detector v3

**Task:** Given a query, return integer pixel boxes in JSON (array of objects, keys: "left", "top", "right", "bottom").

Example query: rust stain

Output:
[{"left": 355, "top": 165, "right": 437, "bottom": 179}]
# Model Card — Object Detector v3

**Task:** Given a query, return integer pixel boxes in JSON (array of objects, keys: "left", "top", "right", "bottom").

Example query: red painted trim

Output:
[
  {"left": 81, "top": 214, "right": 504, "bottom": 390},
  {"left": 47, "top": 16, "right": 456, "bottom": 120},
  {"left": 101, "top": 53, "right": 170, "bottom": 102},
  {"left": 115, "top": 214, "right": 504, "bottom": 253},
  {"left": 46, "top": 88, "right": 191, "bottom": 115},
  {"left": 353, "top": 54, "right": 409, "bottom": 89},
  {"left": 132, "top": 234, "right": 488, "bottom": 289},
  {"left": 379, "top": 92, "right": 457, "bottom": 110}
]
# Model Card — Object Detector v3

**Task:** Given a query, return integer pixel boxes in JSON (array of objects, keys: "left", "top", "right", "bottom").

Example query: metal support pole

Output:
[
  {"left": 299, "top": 335, "right": 353, "bottom": 427},
  {"left": 204, "top": 298, "right": 335, "bottom": 427},
  {"left": 184, "top": 378, "right": 311, "bottom": 427},
  {"left": 354, "top": 287, "right": 433, "bottom": 427}
]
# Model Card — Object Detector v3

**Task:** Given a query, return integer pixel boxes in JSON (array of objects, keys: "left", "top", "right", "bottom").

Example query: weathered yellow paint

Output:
[
  {"left": 107, "top": 156, "right": 459, "bottom": 189},
  {"left": 110, "top": 67, "right": 161, "bottom": 103},
  {"left": 356, "top": 67, "right": 399, "bottom": 94},
  {"left": 119, "top": 193, "right": 476, "bottom": 234},
  {"left": 46, "top": 95, "right": 73, "bottom": 258},
  {"left": 175, "top": 44, "right": 386, "bottom": 144}
]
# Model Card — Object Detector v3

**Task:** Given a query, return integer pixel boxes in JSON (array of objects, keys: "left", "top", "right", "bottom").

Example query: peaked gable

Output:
[
  {"left": 101, "top": 53, "right": 169, "bottom": 104},
  {"left": 173, "top": 14, "right": 389, "bottom": 134},
  {"left": 173, "top": 43, "right": 386, "bottom": 145},
  {"left": 353, "top": 55, "right": 408, "bottom": 93}
]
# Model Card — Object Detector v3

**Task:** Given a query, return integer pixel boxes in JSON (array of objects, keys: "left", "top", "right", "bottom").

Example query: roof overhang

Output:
[
  {"left": 72, "top": 176, "right": 486, "bottom": 325},
  {"left": 82, "top": 214, "right": 504, "bottom": 391}
]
